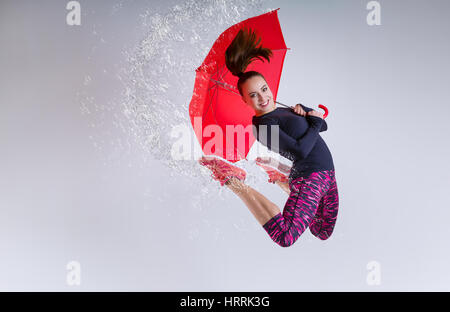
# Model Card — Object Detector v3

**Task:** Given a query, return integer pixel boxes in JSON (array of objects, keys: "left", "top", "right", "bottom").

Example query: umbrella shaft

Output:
[{"left": 276, "top": 101, "right": 293, "bottom": 108}]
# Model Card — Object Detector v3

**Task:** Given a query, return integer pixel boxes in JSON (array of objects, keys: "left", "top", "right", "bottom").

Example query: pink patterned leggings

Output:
[{"left": 262, "top": 170, "right": 339, "bottom": 247}]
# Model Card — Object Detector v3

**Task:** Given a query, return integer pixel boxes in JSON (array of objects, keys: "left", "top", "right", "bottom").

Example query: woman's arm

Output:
[
  {"left": 300, "top": 104, "right": 328, "bottom": 132},
  {"left": 254, "top": 116, "right": 324, "bottom": 160}
]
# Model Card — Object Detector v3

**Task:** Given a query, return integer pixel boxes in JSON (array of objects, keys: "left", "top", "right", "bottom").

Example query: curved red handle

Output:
[{"left": 318, "top": 104, "right": 328, "bottom": 119}]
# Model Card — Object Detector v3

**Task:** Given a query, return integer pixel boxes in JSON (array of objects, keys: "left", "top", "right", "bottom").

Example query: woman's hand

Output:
[
  {"left": 256, "top": 157, "right": 291, "bottom": 175},
  {"left": 306, "top": 109, "right": 324, "bottom": 119},
  {"left": 291, "top": 104, "right": 307, "bottom": 116}
]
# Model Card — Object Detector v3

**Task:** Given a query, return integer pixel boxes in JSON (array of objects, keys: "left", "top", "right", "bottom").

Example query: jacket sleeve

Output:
[
  {"left": 253, "top": 116, "right": 324, "bottom": 160},
  {"left": 300, "top": 104, "right": 327, "bottom": 132}
]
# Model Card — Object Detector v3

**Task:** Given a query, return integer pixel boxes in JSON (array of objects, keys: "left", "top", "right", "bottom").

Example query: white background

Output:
[{"left": 1, "top": 0, "right": 450, "bottom": 291}]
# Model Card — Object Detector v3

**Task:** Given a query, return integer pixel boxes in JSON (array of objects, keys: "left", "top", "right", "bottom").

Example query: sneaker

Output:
[
  {"left": 256, "top": 158, "right": 289, "bottom": 184},
  {"left": 198, "top": 156, "right": 247, "bottom": 186}
]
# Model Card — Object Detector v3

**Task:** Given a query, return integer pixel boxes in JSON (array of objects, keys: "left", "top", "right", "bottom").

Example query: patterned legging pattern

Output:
[{"left": 262, "top": 170, "right": 339, "bottom": 247}]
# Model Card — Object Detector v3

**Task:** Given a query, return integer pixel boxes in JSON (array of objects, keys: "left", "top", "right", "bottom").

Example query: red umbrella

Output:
[{"left": 189, "top": 8, "right": 289, "bottom": 163}]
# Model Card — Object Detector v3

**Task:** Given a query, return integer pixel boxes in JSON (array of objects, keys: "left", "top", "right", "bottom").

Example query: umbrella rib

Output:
[
  {"left": 217, "top": 66, "right": 241, "bottom": 97},
  {"left": 218, "top": 64, "right": 229, "bottom": 81},
  {"left": 208, "top": 64, "right": 239, "bottom": 94},
  {"left": 203, "top": 82, "right": 219, "bottom": 120},
  {"left": 211, "top": 85, "right": 220, "bottom": 126},
  {"left": 216, "top": 66, "right": 247, "bottom": 162},
  {"left": 207, "top": 68, "right": 220, "bottom": 91},
  {"left": 210, "top": 64, "right": 223, "bottom": 144},
  {"left": 209, "top": 78, "right": 240, "bottom": 95},
  {"left": 207, "top": 66, "right": 228, "bottom": 92},
  {"left": 204, "top": 66, "right": 224, "bottom": 120}
]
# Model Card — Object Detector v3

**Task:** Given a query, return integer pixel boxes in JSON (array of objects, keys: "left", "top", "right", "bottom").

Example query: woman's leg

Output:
[
  {"left": 224, "top": 179, "right": 290, "bottom": 225},
  {"left": 275, "top": 181, "right": 290, "bottom": 194},
  {"left": 225, "top": 177, "right": 281, "bottom": 226},
  {"left": 261, "top": 173, "right": 326, "bottom": 247},
  {"left": 309, "top": 171, "right": 339, "bottom": 240},
  {"left": 227, "top": 171, "right": 332, "bottom": 247},
  {"left": 255, "top": 157, "right": 291, "bottom": 194},
  {"left": 309, "top": 195, "right": 325, "bottom": 237}
]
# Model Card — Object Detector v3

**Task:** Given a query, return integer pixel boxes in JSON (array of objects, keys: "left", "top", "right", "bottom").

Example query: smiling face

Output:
[{"left": 240, "top": 75, "right": 276, "bottom": 117}]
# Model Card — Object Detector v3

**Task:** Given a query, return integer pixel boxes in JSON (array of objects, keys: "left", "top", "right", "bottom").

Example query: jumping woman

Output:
[{"left": 198, "top": 28, "right": 339, "bottom": 247}]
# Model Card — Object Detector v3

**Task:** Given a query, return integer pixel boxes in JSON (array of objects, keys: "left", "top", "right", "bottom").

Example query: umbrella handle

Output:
[
  {"left": 318, "top": 104, "right": 328, "bottom": 119},
  {"left": 276, "top": 101, "right": 329, "bottom": 119}
]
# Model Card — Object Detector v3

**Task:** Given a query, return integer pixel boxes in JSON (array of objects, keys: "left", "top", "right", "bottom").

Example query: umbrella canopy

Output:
[{"left": 189, "top": 8, "right": 288, "bottom": 163}]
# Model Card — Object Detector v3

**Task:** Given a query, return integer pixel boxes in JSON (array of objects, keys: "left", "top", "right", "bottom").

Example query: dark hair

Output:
[{"left": 225, "top": 27, "right": 273, "bottom": 97}]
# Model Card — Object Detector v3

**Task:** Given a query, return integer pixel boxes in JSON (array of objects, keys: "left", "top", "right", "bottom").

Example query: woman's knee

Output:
[
  {"left": 275, "top": 234, "right": 299, "bottom": 247},
  {"left": 317, "top": 229, "right": 334, "bottom": 240},
  {"left": 278, "top": 241, "right": 295, "bottom": 247}
]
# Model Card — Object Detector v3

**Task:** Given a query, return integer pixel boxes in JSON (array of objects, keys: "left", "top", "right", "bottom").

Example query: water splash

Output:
[
  {"left": 117, "top": 0, "right": 271, "bottom": 182},
  {"left": 78, "top": 0, "right": 281, "bottom": 235}
]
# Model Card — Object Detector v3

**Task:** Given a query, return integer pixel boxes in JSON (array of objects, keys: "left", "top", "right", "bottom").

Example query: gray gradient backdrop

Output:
[{"left": 1, "top": 0, "right": 450, "bottom": 291}]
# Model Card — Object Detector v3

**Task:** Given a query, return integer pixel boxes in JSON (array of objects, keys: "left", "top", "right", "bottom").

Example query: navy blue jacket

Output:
[{"left": 252, "top": 104, "right": 335, "bottom": 182}]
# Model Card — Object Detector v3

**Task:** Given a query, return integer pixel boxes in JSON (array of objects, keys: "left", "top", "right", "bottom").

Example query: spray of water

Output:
[
  {"left": 118, "top": 0, "right": 272, "bottom": 178},
  {"left": 79, "top": 0, "right": 281, "bottom": 239}
]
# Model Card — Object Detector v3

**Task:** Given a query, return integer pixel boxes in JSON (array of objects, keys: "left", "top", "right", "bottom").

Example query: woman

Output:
[{"left": 199, "top": 28, "right": 339, "bottom": 247}]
